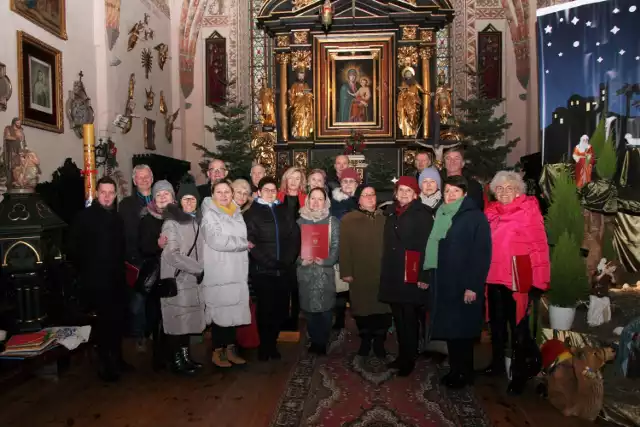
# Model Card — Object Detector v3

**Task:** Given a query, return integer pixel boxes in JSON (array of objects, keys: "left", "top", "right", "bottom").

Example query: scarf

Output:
[
  {"left": 137, "top": 191, "right": 152, "bottom": 206},
  {"left": 395, "top": 202, "right": 410, "bottom": 216},
  {"left": 215, "top": 201, "right": 237, "bottom": 216},
  {"left": 423, "top": 197, "right": 464, "bottom": 269},
  {"left": 255, "top": 197, "right": 280, "bottom": 207},
  {"left": 299, "top": 196, "right": 331, "bottom": 221},
  {"left": 420, "top": 190, "right": 442, "bottom": 209}
]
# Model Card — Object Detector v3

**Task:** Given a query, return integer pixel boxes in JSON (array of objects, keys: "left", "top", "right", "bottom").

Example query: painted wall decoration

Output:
[
  {"left": 179, "top": 0, "right": 210, "bottom": 98},
  {"left": 205, "top": 31, "right": 227, "bottom": 106},
  {"left": 477, "top": 24, "right": 502, "bottom": 100},
  {"left": 105, "top": 0, "right": 121, "bottom": 50},
  {"left": 501, "top": 0, "right": 531, "bottom": 92},
  {"left": 537, "top": 0, "right": 640, "bottom": 163},
  {"left": 17, "top": 31, "right": 64, "bottom": 133},
  {"left": 11, "top": 0, "right": 67, "bottom": 40}
]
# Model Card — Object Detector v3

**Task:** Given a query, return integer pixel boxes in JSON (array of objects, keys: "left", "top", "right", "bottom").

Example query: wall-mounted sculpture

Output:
[
  {"left": 0, "top": 62, "right": 12, "bottom": 112},
  {"left": 144, "top": 118, "right": 156, "bottom": 150},
  {"left": 159, "top": 90, "right": 167, "bottom": 115},
  {"left": 141, "top": 48, "right": 153, "bottom": 79},
  {"left": 258, "top": 77, "right": 276, "bottom": 129},
  {"left": 65, "top": 71, "right": 95, "bottom": 138},
  {"left": 154, "top": 43, "right": 168, "bottom": 70},
  {"left": 105, "top": 0, "right": 121, "bottom": 50},
  {"left": 164, "top": 109, "right": 180, "bottom": 144},
  {"left": 128, "top": 13, "right": 154, "bottom": 52},
  {"left": 122, "top": 73, "right": 136, "bottom": 134},
  {"left": 144, "top": 86, "right": 155, "bottom": 111}
]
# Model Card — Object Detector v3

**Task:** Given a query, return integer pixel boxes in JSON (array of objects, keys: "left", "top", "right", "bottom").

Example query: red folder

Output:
[
  {"left": 512, "top": 255, "right": 533, "bottom": 293},
  {"left": 404, "top": 250, "right": 420, "bottom": 283},
  {"left": 125, "top": 262, "right": 140, "bottom": 288},
  {"left": 301, "top": 224, "right": 329, "bottom": 259}
]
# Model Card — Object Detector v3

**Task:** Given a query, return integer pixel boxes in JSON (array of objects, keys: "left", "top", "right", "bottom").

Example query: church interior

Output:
[{"left": 0, "top": 0, "right": 639, "bottom": 426}]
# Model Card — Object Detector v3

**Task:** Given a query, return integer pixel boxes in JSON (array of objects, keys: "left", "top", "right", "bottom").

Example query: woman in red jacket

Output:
[{"left": 483, "top": 171, "right": 550, "bottom": 395}]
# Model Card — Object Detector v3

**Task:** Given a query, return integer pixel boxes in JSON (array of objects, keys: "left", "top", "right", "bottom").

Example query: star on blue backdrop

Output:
[{"left": 537, "top": 0, "right": 639, "bottom": 130}]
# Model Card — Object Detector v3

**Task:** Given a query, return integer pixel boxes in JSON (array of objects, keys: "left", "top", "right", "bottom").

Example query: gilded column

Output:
[
  {"left": 276, "top": 52, "right": 290, "bottom": 142},
  {"left": 420, "top": 47, "right": 433, "bottom": 139}
]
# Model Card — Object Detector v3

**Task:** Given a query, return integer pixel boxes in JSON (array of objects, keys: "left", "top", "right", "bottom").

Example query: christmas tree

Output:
[
  {"left": 193, "top": 93, "right": 255, "bottom": 180},
  {"left": 455, "top": 69, "right": 520, "bottom": 181}
]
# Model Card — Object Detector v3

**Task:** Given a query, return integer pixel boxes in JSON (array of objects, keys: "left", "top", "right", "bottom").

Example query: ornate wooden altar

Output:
[{"left": 255, "top": 0, "right": 456, "bottom": 185}]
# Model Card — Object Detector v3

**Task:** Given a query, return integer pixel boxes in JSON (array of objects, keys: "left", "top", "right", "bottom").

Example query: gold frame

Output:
[
  {"left": 17, "top": 31, "right": 64, "bottom": 133},
  {"left": 314, "top": 33, "right": 394, "bottom": 140},
  {"left": 11, "top": 0, "right": 67, "bottom": 40}
]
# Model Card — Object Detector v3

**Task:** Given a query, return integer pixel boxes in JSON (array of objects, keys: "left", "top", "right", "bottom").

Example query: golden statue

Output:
[
  {"left": 435, "top": 70, "right": 453, "bottom": 124},
  {"left": 258, "top": 77, "right": 276, "bottom": 128},
  {"left": 397, "top": 67, "right": 424, "bottom": 138},
  {"left": 288, "top": 67, "right": 313, "bottom": 139}
]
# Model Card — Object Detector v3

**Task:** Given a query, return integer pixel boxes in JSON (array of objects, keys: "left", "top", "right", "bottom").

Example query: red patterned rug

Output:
[{"left": 269, "top": 318, "right": 492, "bottom": 427}]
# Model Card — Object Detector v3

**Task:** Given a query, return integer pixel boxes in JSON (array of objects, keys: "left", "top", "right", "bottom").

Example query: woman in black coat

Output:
[
  {"left": 379, "top": 176, "right": 434, "bottom": 377},
  {"left": 423, "top": 175, "right": 491, "bottom": 389},
  {"left": 244, "top": 177, "right": 301, "bottom": 361}
]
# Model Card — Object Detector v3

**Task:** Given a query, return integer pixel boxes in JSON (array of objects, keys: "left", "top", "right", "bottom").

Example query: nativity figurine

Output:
[{"left": 573, "top": 134, "right": 594, "bottom": 188}]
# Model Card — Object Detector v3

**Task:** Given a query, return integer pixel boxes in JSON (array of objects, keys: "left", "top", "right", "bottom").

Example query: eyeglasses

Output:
[
  {"left": 341, "top": 179, "right": 357, "bottom": 184},
  {"left": 360, "top": 193, "right": 376, "bottom": 198},
  {"left": 260, "top": 188, "right": 277, "bottom": 194},
  {"left": 235, "top": 191, "right": 250, "bottom": 197},
  {"left": 209, "top": 168, "right": 227, "bottom": 173},
  {"left": 495, "top": 186, "right": 515, "bottom": 193}
]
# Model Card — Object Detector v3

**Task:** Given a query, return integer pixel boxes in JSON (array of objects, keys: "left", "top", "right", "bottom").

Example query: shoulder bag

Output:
[{"left": 155, "top": 223, "right": 201, "bottom": 298}]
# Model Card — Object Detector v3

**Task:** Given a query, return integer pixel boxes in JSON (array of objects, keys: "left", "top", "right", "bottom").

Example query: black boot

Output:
[
  {"left": 357, "top": 330, "right": 372, "bottom": 356},
  {"left": 97, "top": 350, "right": 119, "bottom": 382},
  {"left": 180, "top": 347, "right": 203, "bottom": 369},
  {"left": 372, "top": 331, "right": 387, "bottom": 359},
  {"left": 170, "top": 349, "right": 196, "bottom": 376},
  {"left": 507, "top": 321, "right": 542, "bottom": 395}
]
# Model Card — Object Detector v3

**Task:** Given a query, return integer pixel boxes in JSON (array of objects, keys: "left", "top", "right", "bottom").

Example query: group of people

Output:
[{"left": 69, "top": 147, "right": 550, "bottom": 396}]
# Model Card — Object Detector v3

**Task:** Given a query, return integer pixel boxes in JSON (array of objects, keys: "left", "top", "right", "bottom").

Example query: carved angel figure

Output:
[
  {"left": 288, "top": 68, "right": 313, "bottom": 139},
  {"left": 12, "top": 148, "right": 41, "bottom": 190},
  {"left": 144, "top": 87, "right": 155, "bottom": 111},
  {"left": 154, "top": 43, "right": 168, "bottom": 70},
  {"left": 165, "top": 109, "right": 180, "bottom": 143},
  {"left": 159, "top": 90, "right": 167, "bottom": 115},
  {"left": 397, "top": 67, "right": 424, "bottom": 138}
]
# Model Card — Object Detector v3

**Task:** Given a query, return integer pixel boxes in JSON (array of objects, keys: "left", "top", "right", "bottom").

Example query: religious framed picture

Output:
[
  {"left": 144, "top": 118, "right": 156, "bottom": 150},
  {"left": 17, "top": 31, "right": 64, "bottom": 133},
  {"left": 314, "top": 34, "right": 393, "bottom": 140},
  {"left": 11, "top": 0, "right": 67, "bottom": 40}
]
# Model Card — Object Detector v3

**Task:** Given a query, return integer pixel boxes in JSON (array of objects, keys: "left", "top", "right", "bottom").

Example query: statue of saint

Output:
[
  {"left": 258, "top": 77, "right": 276, "bottom": 128},
  {"left": 3, "top": 118, "right": 27, "bottom": 189},
  {"left": 11, "top": 148, "right": 41, "bottom": 191},
  {"left": 573, "top": 134, "right": 594, "bottom": 188},
  {"left": 435, "top": 70, "right": 453, "bottom": 124},
  {"left": 397, "top": 67, "right": 424, "bottom": 138},
  {"left": 288, "top": 67, "right": 313, "bottom": 139}
]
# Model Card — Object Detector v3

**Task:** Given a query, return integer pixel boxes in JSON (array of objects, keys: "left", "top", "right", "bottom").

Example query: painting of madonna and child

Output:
[{"left": 334, "top": 61, "right": 377, "bottom": 125}]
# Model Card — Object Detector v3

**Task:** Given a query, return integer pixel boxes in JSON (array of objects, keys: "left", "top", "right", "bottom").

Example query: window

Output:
[{"left": 436, "top": 26, "right": 452, "bottom": 84}]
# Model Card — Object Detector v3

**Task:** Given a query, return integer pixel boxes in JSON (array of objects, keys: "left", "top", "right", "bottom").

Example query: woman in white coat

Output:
[{"left": 201, "top": 180, "right": 251, "bottom": 368}]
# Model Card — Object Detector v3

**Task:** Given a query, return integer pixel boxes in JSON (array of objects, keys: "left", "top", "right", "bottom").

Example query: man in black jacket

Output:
[
  {"left": 69, "top": 176, "right": 130, "bottom": 382},
  {"left": 244, "top": 177, "right": 301, "bottom": 361},
  {"left": 327, "top": 154, "right": 350, "bottom": 191},
  {"left": 118, "top": 164, "right": 153, "bottom": 348},
  {"left": 413, "top": 151, "right": 432, "bottom": 182},
  {"left": 441, "top": 147, "right": 485, "bottom": 211},
  {"left": 197, "top": 159, "right": 228, "bottom": 201}
]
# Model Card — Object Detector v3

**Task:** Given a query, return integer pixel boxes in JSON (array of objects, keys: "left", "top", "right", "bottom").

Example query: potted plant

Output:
[
  {"left": 548, "top": 231, "right": 590, "bottom": 330},
  {"left": 343, "top": 130, "right": 367, "bottom": 167}
]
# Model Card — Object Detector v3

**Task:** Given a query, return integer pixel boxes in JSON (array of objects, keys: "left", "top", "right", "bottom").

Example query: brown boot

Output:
[
  {"left": 212, "top": 348, "right": 232, "bottom": 368},
  {"left": 225, "top": 345, "right": 247, "bottom": 365}
]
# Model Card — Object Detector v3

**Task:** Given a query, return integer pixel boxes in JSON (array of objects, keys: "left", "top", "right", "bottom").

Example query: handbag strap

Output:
[{"left": 174, "top": 222, "right": 201, "bottom": 278}]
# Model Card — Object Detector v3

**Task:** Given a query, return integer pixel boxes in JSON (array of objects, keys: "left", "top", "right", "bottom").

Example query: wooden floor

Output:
[{"left": 1, "top": 339, "right": 593, "bottom": 427}]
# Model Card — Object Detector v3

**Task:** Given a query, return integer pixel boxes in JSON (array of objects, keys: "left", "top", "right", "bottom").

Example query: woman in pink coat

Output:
[{"left": 483, "top": 171, "right": 550, "bottom": 395}]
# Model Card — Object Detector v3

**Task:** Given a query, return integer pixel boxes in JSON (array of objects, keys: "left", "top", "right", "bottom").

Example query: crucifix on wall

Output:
[{"left": 205, "top": 31, "right": 227, "bottom": 107}]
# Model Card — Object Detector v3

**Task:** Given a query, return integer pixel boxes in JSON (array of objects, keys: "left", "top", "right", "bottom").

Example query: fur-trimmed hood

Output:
[
  {"left": 140, "top": 201, "right": 163, "bottom": 219},
  {"left": 162, "top": 202, "right": 202, "bottom": 224},
  {"left": 331, "top": 186, "right": 353, "bottom": 202}
]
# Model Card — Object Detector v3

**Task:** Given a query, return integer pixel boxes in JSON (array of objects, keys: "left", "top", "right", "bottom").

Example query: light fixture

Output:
[{"left": 321, "top": 0, "right": 333, "bottom": 32}]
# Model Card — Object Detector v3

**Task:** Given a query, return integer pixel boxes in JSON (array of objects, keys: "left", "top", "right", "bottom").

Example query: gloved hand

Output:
[
  {"left": 528, "top": 286, "right": 544, "bottom": 301},
  {"left": 196, "top": 271, "right": 204, "bottom": 284}
]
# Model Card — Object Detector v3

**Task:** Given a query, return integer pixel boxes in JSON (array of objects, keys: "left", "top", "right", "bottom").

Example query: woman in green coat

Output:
[{"left": 297, "top": 188, "right": 340, "bottom": 355}]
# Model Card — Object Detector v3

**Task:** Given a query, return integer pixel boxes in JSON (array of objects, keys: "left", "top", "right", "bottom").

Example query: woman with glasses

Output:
[
  {"left": 483, "top": 171, "right": 549, "bottom": 394},
  {"left": 232, "top": 179, "right": 253, "bottom": 213},
  {"left": 379, "top": 177, "right": 433, "bottom": 377},
  {"left": 244, "top": 177, "right": 301, "bottom": 360},
  {"left": 339, "top": 186, "right": 391, "bottom": 358}
]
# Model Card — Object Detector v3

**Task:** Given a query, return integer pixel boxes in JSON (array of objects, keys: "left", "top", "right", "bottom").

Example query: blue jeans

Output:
[
  {"left": 129, "top": 290, "right": 147, "bottom": 338},
  {"left": 304, "top": 310, "right": 333, "bottom": 347}
]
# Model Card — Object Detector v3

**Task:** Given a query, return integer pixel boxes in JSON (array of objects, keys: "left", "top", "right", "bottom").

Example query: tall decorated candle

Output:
[{"left": 82, "top": 124, "right": 97, "bottom": 207}]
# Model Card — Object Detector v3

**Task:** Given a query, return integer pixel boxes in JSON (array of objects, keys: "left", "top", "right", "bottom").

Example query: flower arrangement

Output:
[{"left": 343, "top": 130, "right": 366, "bottom": 155}]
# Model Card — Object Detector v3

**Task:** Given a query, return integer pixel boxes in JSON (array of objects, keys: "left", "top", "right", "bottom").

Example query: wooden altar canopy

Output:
[{"left": 256, "top": 0, "right": 455, "bottom": 182}]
